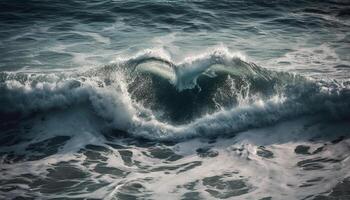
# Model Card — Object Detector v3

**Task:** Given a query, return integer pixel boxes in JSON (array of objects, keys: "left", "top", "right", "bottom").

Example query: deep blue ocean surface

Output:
[{"left": 0, "top": 1, "right": 350, "bottom": 199}]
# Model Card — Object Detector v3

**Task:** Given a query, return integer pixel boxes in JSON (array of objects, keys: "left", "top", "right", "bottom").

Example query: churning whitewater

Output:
[{"left": 1, "top": 0, "right": 350, "bottom": 199}]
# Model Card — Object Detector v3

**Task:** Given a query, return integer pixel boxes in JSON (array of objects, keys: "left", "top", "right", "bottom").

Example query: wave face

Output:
[{"left": 1, "top": 48, "right": 349, "bottom": 140}]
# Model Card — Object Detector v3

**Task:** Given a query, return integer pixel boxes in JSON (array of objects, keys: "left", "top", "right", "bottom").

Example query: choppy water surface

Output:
[{"left": 0, "top": 0, "right": 350, "bottom": 199}]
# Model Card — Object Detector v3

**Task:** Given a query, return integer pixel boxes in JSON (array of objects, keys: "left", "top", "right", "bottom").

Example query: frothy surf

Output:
[{"left": 2, "top": 1, "right": 350, "bottom": 199}]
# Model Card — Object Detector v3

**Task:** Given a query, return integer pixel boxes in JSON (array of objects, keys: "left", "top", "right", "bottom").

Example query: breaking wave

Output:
[{"left": 1, "top": 48, "right": 349, "bottom": 140}]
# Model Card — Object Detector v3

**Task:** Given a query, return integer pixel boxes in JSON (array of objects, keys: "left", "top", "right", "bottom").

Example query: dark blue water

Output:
[
  {"left": 0, "top": 0, "right": 349, "bottom": 76},
  {"left": 0, "top": 1, "right": 350, "bottom": 199}
]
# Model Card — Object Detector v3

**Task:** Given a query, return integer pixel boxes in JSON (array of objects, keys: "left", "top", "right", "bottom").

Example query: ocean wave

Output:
[{"left": 1, "top": 48, "right": 349, "bottom": 140}]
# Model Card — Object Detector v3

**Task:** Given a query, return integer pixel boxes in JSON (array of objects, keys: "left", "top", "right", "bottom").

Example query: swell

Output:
[{"left": 1, "top": 49, "right": 349, "bottom": 140}]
